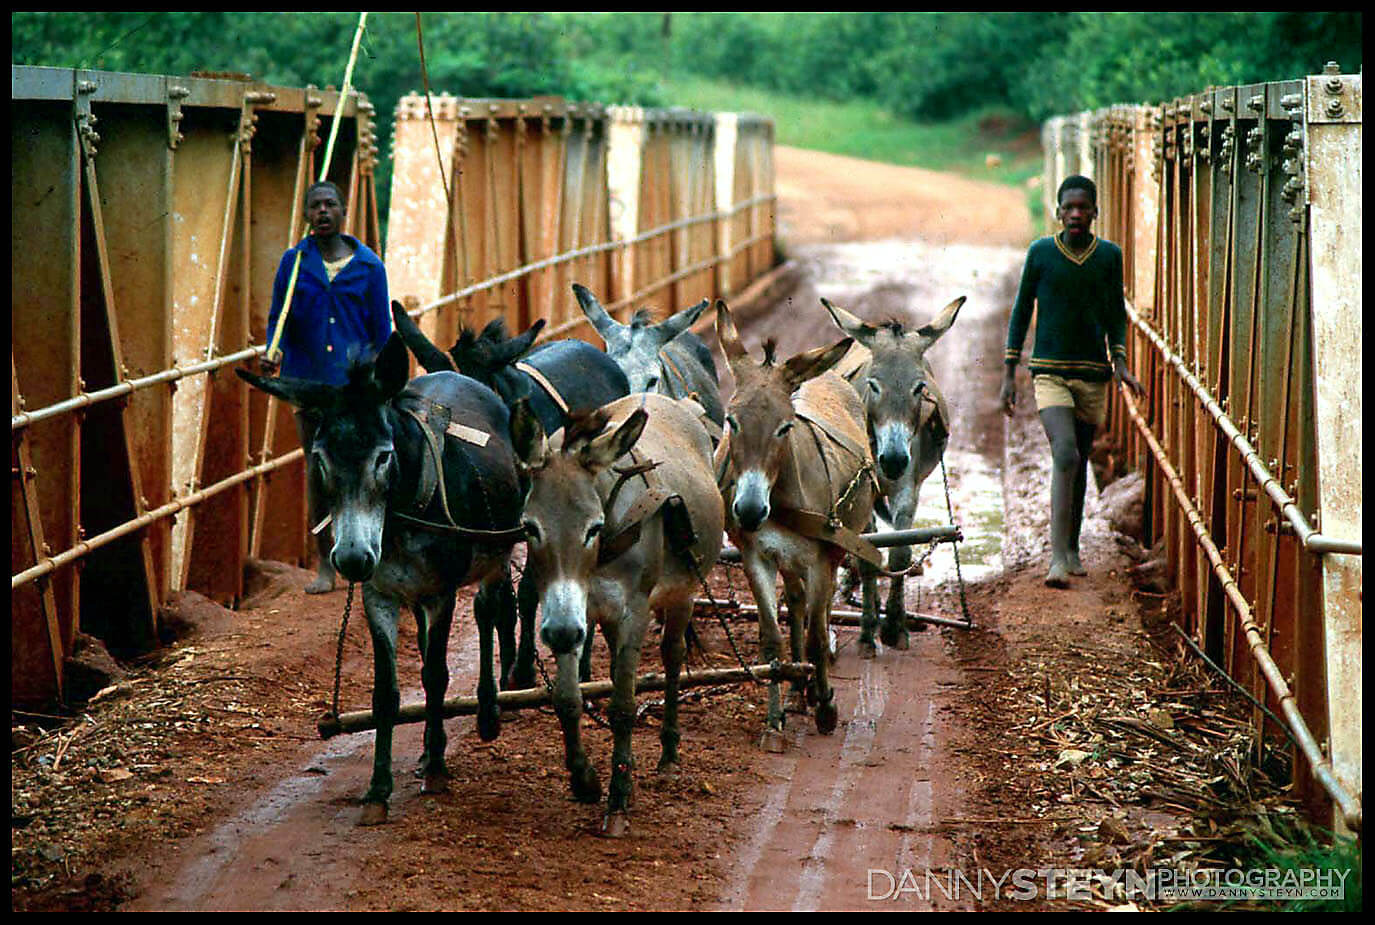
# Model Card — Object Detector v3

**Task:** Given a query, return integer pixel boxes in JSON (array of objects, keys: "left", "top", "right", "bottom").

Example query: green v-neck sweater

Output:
[{"left": 1004, "top": 234, "right": 1128, "bottom": 382}]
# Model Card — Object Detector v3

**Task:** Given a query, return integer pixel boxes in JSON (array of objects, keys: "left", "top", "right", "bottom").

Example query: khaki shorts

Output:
[{"left": 1033, "top": 374, "right": 1108, "bottom": 428}]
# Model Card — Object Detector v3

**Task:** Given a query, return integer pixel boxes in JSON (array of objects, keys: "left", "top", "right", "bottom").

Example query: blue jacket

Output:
[{"left": 266, "top": 235, "right": 392, "bottom": 385}]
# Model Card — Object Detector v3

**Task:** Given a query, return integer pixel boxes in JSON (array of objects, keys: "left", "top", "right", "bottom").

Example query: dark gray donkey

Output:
[
  {"left": 390, "top": 299, "right": 631, "bottom": 685},
  {"left": 237, "top": 333, "right": 525, "bottom": 825},
  {"left": 821, "top": 295, "right": 964, "bottom": 656},
  {"left": 572, "top": 283, "right": 724, "bottom": 436}
]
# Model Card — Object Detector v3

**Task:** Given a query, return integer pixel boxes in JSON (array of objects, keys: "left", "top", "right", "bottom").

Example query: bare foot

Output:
[
  {"left": 305, "top": 571, "right": 336, "bottom": 594},
  {"left": 1045, "top": 561, "right": 1070, "bottom": 588}
]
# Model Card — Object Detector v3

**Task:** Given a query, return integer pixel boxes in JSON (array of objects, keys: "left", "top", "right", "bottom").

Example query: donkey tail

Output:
[{"left": 391, "top": 300, "right": 456, "bottom": 373}]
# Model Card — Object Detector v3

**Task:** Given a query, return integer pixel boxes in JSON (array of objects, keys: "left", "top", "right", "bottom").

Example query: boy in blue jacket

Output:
[{"left": 264, "top": 181, "right": 392, "bottom": 592}]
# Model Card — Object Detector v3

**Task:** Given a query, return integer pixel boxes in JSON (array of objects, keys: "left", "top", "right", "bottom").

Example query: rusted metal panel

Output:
[
  {"left": 11, "top": 97, "right": 82, "bottom": 704},
  {"left": 1046, "top": 69, "right": 1362, "bottom": 827},
  {"left": 1305, "top": 71, "right": 1362, "bottom": 832}
]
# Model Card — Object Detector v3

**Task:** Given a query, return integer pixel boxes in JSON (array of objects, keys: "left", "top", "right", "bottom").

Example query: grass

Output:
[{"left": 662, "top": 74, "right": 1045, "bottom": 226}]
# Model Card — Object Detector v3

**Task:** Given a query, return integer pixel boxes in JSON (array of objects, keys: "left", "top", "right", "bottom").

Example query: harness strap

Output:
[
  {"left": 402, "top": 404, "right": 458, "bottom": 526},
  {"left": 513, "top": 361, "right": 570, "bottom": 414},
  {"left": 395, "top": 398, "right": 519, "bottom": 544}
]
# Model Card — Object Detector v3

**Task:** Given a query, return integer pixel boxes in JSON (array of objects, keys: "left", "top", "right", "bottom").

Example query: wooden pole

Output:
[{"left": 318, "top": 660, "right": 815, "bottom": 739}]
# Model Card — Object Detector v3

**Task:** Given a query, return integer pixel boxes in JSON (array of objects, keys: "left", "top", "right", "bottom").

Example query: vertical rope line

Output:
[{"left": 414, "top": 13, "right": 463, "bottom": 314}]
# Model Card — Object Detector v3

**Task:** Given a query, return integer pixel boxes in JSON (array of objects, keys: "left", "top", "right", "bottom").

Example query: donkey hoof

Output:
[
  {"left": 655, "top": 758, "right": 682, "bottom": 780},
  {"left": 601, "top": 811, "right": 631, "bottom": 838},
  {"left": 571, "top": 768, "right": 602, "bottom": 804},
  {"left": 421, "top": 771, "right": 450, "bottom": 795},
  {"left": 358, "top": 801, "right": 389, "bottom": 826},
  {"left": 815, "top": 696, "right": 839, "bottom": 735},
  {"left": 477, "top": 710, "right": 501, "bottom": 743},
  {"left": 858, "top": 639, "right": 878, "bottom": 660},
  {"left": 759, "top": 728, "right": 788, "bottom": 753}
]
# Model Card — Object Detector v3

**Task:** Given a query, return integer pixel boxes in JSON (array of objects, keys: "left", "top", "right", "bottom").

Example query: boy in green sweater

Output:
[{"left": 1000, "top": 175, "right": 1146, "bottom": 587}]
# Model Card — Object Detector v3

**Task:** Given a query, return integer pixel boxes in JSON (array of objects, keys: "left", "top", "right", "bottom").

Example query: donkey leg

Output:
[
  {"left": 361, "top": 587, "right": 401, "bottom": 824},
  {"left": 492, "top": 565, "right": 521, "bottom": 690},
  {"left": 473, "top": 579, "right": 504, "bottom": 742},
  {"left": 552, "top": 650, "right": 600, "bottom": 803},
  {"left": 883, "top": 482, "right": 918, "bottom": 648},
  {"left": 858, "top": 552, "right": 881, "bottom": 659},
  {"left": 742, "top": 549, "right": 787, "bottom": 751},
  {"left": 781, "top": 574, "right": 810, "bottom": 713},
  {"left": 511, "top": 568, "right": 539, "bottom": 690},
  {"left": 418, "top": 594, "right": 456, "bottom": 793},
  {"left": 657, "top": 599, "right": 692, "bottom": 775},
  {"left": 809, "top": 565, "right": 841, "bottom": 735},
  {"left": 604, "top": 605, "right": 649, "bottom": 836}
]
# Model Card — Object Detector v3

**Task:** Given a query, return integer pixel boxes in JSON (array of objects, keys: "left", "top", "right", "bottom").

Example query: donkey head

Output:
[
  {"left": 236, "top": 333, "right": 411, "bottom": 583},
  {"left": 716, "top": 300, "right": 854, "bottom": 532},
  {"left": 574, "top": 283, "right": 709, "bottom": 394},
  {"left": 511, "top": 399, "right": 648, "bottom": 654},
  {"left": 447, "top": 317, "right": 547, "bottom": 404},
  {"left": 822, "top": 295, "right": 964, "bottom": 481}
]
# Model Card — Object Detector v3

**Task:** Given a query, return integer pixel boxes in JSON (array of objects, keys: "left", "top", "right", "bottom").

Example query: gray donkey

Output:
[
  {"left": 572, "top": 283, "right": 724, "bottom": 436},
  {"left": 821, "top": 295, "right": 964, "bottom": 657}
]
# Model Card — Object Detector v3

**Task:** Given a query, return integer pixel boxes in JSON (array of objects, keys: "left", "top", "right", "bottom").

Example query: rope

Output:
[
  {"left": 938, "top": 455, "right": 972, "bottom": 627},
  {"left": 265, "top": 11, "right": 370, "bottom": 363},
  {"left": 414, "top": 12, "right": 463, "bottom": 308}
]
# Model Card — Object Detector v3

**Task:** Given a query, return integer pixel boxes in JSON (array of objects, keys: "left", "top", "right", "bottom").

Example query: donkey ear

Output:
[
  {"left": 236, "top": 366, "right": 327, "bottom": 408},
  {"left": 580, "top": 407, "right": 647, "bottom": 472},
  {"left": 573, "top": 284, "right": 621, "bottom": 342},
  {"left": 371, "top": 332, "right": 412, "bottom": 398},
  {"left": 509, "top": 398, "right": 549, "bottom": 470},
  {"left": 654, "top": 298, "right": 710, "bottom": 346},
  {"left": 781, "top": 337, "right": 856, "bottom": 391},
  {"left": 821, "top": 298, "right": 876, "bottom": 345},
  {"left": 496, "top": 319, "right": 546, "bottom": 367},
  {"left": 714, "top": 299, "right": 749, "bottom": 368},
  {"left": 912, "top": 295, "right": 966, "bottom": 347},
  {"left": 392, "top": 300, "right": 455, "bottom": 372}
]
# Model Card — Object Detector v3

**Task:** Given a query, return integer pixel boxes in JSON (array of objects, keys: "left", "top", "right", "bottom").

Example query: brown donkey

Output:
[
  {"left": 510, "top": 392, "right": 724, "bottom": 836},
  {"left": 715, "top": 301, "right": 876, "bottom": 749}
]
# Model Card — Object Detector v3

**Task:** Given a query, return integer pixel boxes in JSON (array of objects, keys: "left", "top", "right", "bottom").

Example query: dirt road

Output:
[{"left": 16, "top": 148, "right": 1214, "bottom": 912}]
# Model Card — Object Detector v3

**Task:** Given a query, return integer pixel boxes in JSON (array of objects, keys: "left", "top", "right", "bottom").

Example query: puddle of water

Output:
[{"left": 873, "top": 447, "right": 1005, "bottom": 591}]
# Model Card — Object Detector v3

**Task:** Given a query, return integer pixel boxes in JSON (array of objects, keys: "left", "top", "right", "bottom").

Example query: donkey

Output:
[
  {"left": 821, "top": 295, "right": 964, "bottom": 656},
  {"left": 572, "top": 283, "right": 724, "bottom": 436},
  {"left": 714, "top": 300, "right": 876, "bottom": 749},
  {"left": 237, "top": 333, "right": 525, "bottom": 826},
  {"left": 391, "top": 299, "right": 630, "bottom": 686},
  {"left": 511, "top": 392, "right": 724, "bottom": 836}
]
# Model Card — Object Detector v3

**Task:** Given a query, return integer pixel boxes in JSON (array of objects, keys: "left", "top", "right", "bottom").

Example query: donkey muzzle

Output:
[
  {"left": 540, "top": 579, "right": 588, "bottom": 655},
  {"left": 733, "top": 470, "right": 771, "bottom": 532},
  {"left": 331, "top": 545, "right": 378, "bottom": 584}
]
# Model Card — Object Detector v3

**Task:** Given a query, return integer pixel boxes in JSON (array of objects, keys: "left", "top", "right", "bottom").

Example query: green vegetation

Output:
[{"left": 11, "top": 11, "right": 1360, "bottom": 219}]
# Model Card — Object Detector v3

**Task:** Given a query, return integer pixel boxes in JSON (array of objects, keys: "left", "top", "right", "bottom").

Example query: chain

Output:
[
  {"left": 688, "top": 553, "right": 766, "bottom": 685},
  {"left": 939, "top": 455, "right": 972, "bottom": 627},
  {"left": 330, "top": 582, "right": 356, "bottom": 718}
]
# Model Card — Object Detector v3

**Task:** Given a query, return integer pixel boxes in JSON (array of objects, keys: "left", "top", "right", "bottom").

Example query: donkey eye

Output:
[
  {"left": 867, "top": 378, "right": 881, "bottom": 395},
  {"left": 912, "top": 382, "right": 927, "bottom": 398},
  {"left": 584, "top": 522, "right": 604, "bottom": 545},
  {"left": 645, "top": 375, "right": 660, "bottom": 390},
  {"left": 773, "top": 421, "right": 794, "bottom": 438},
  {"left": 523, "top": 520, "right": 542, "bottom": 544},
  {"left": 726, "top": 414, "right": 739, "bottom": 432},
  {"left": 374, "top": 450, "right": 393, "bottom": 473}
]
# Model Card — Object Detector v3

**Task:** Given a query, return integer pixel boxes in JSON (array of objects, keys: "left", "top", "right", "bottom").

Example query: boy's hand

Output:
[
  {"left": 1113, "top": 357, "right": 1146, "bottom": 400},
  {"left": 999, "top": 366, "right": 1017, "bottom": 417}
]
